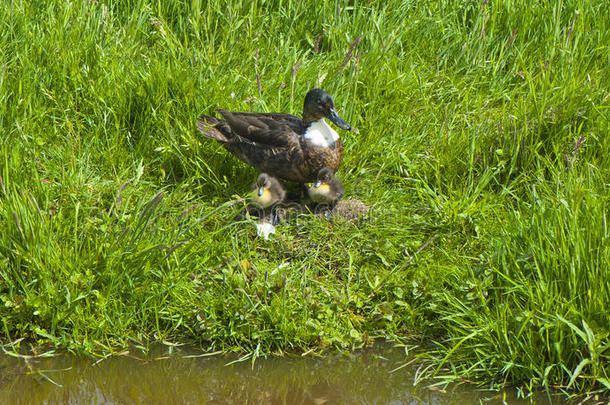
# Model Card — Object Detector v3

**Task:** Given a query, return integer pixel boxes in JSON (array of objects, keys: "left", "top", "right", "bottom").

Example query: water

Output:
[{"left": 0, "top": 344, "right": 565, "bottom": 404}]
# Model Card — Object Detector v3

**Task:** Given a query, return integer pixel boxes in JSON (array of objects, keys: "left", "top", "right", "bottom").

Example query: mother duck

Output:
[{"left": 196, "top": 89, "right": 351, "bottom": 184}]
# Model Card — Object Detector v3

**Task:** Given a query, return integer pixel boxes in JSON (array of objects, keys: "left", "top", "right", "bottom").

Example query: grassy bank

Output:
[{"left": 1, "top": 0, "right": 609, "bottom": 398}]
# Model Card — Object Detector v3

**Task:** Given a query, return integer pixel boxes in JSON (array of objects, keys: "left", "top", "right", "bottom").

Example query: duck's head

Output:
[
  {"left": 251, "top": 173, "right": 278, "bottom": 208},
  {"left": 313, "top": 167, "right": 334, "bottom": 188},
  {"left": 255, "top": 173, "right": 272, "bottom": 197},
  {"left": 303, "top": 89, "right": 351, "bottom": 130}
]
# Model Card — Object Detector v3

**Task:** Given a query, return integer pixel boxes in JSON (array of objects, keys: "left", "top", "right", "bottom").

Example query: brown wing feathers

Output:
[
  {"left": 196, "top": 114, "right": 231, "bottom": 143},
  {"left": 217, "top": 110, "right": 295, "bottom": 147}
]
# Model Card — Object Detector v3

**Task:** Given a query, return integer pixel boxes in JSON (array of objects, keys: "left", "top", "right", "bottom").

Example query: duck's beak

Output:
[
  {"left": 314, "top": 180, "right": 322, "bottom": 188},
  {"left": 326, "top": 108, "right": 351, "bottom": 130},
  {"left": 257, "top": 187, "right": 264, "bottom": 197}
]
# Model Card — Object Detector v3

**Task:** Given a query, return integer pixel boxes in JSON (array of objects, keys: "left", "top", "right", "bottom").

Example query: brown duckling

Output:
[
  {"left": 308, "top": 168, "right": 344, "bottom": 217},
  {"left": 251, "top": 173, "right": 286, "bottom": 208},
  {"left": 250, "top": 173, "right": 286, "bottom": 226}
]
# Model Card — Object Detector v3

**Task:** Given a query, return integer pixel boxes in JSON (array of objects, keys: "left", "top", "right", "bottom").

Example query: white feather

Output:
[
  {"left": 255, "top": 222, "right": 276, "bottom": 240},
  {"left": 303, "top": 119, "right": 339, "bottom": 147}
]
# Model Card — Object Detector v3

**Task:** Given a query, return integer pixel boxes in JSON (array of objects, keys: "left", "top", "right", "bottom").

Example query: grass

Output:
[{"left": 0, "top": 0, "right": 609, "bottom": 399}]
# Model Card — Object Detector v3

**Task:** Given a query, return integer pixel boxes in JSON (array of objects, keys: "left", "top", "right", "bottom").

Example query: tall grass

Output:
[{"left": 0, "top": 0, "right": 608, "bottom": 398}]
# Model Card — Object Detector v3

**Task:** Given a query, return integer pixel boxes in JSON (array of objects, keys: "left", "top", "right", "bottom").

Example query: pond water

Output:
[{"left": 0, "top": 344, "right": 566, "bottom": 404}]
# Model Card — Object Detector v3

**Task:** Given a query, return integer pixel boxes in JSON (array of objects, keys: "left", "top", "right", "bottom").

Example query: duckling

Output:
[
  {"left": 250, "top": 173, "right": 286, "bottom": 226},
  {"left": 251, "top": 173, "right": 286, "bottom": 208},
  {"left": 308, "top": 168, "right": 344, "bottom": 217}
]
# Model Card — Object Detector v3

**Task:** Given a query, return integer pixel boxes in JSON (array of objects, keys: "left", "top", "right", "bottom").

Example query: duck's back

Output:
[{"left": 218, "top": 110, "right": 304, "bottom": 145}]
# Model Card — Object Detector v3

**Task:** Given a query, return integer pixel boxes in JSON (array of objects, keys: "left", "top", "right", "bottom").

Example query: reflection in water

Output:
[{"left": 0, "top": 344, "right": 564, "bottom": 405}]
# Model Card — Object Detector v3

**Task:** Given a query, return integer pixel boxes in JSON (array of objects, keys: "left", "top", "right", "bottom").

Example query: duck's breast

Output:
[
  {"left": 303, "top": 119, "right": 339, "bottom": 147},
  {"left": 308, "top": 184, "right": 333, "bottom": 203},
  {"left": 302, "top": 121, "right": 343, "bottom": 180}
]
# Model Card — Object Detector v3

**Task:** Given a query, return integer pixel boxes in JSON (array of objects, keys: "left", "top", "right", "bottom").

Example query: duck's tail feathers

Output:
[{"left": 197, "top": 114, "right": 231, "bottom": 143}]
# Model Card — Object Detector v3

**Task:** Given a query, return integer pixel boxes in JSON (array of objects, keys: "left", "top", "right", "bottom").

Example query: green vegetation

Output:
[{"left": 1, "top": 0, "right": 609, "bottom": 398}]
